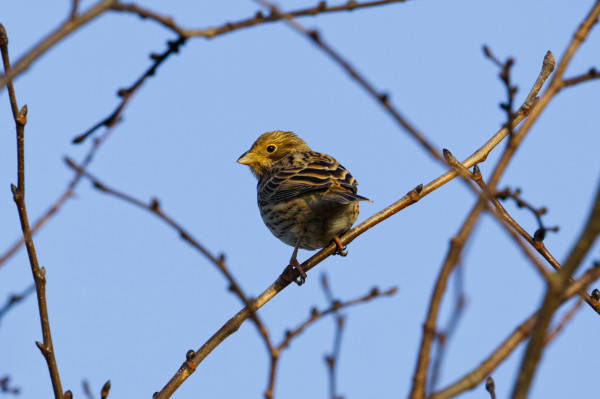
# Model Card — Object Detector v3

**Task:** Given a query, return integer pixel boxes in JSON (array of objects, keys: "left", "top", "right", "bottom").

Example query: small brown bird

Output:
[{"left": 237, "top": 131, "right": 370, "bottom": 283}]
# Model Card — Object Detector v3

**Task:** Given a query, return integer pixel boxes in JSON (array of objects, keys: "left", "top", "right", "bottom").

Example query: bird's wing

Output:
[{"left": 258, "top": 154, "right": 370, "bottom": 205}]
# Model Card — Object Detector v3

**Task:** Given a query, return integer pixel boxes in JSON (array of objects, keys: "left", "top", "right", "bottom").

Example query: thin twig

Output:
[
  {"left": 264, "top": 286, "right": 396, "bottom": 398},
  {"left": 321, "top": 275, "right": 345, "bottom": 399},
  {"left": 562, "top": 67, "right": 599, "bottom": 87},
  {"left": 0, "top": 284, "right": 35, "bottom": 325},
  {"left": 483, "top": 46, "right": 517, "bottom": 134},
  {"left": 427, "top": 263, "right": 466, "bottom": 391},
  {"left": 79, "top": 1, "right": 410, "bottom": 144},
  {"left": 280, "top": 287, "right": 396, "bottom": 351},
  {"left": 485, "top": 377, "right": 497, "bottom": 399},
  {"left": 562, "top": 177, "right": 600, "bottom": 273},
  {"left": 72, "top": 36, "right": 186, "bottom": 143},
  {"left": 69, "top": 0, "right": 80, "bottom": 20},
  {"left": 1, "top": 24, "right": 66, "bottom": 399},
  {"left": 496, "top": 187, "right": 559, "bottom": 241},
  {"left": 546, "top": 297, "right": 584, "bottom": 343}
]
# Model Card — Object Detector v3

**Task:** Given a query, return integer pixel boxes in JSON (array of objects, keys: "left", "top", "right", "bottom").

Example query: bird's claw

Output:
[
  {"left": 333, "top": 237, "right": 348, "bottom": 256},
  {"left": 284, "top": 258, "right": 306, "bottom": 285}
]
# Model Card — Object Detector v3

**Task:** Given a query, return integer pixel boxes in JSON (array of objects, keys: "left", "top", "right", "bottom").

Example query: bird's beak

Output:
[{"left": 237, "top": 151, "right": 257, "bottom": 165}]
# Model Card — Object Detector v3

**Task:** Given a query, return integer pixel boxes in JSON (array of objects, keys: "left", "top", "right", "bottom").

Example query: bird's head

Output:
[{"left": 237, "top": 131, "right": 310, "bottom": 178}]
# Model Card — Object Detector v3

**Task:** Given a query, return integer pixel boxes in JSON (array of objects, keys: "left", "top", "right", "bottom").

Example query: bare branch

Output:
[
  {"left": 69, "top": 0, "right": 80, "bottom": 20},
  {"left": 1, "top": 23, "right": 66, "bottom": 399},
  {"left": 152, "top": 49, "right": 554, "bottom": 395},
  {"left": 0, "top": 0, "right": 117, "bottom": 90},
  {"left": 427, "top": 264, "right": 466, "bottom": 392},
  {"left": 72, "top": 36, "right": 186, "bottom": 143},
  {"left": 64, "top": 159, "right": 276, "bottom": 355},
  {"left": 430, "top": 264, "right": 600, "bottom": 399},
  {"left": 408, "top": 53, "right": 554, "bottom": 398},
  {"left": 509, "top": 5, "right": 600, "bottom": 396},
  {"left": 562, "top": 67, "right": 599, "bottom": 87},
  {"left": 110, "top": 1, "right": 409, "bottom": 39},
  {"left": 496, "top": 187, "right": 559, "bottom": 241},
  {"left": 483, "top": 46, "right": 518, "bottom": 134},
  {"left": 321, "top": 275, "right": 345, "bottom": 399},
  {"left": 254, "top": 0, "right": 441, "bottom": 163},
  {"left": 546, "top": 297, "right": 584, "bottom": 343}
]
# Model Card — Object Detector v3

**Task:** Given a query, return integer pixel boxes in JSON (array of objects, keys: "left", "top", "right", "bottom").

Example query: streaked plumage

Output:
[{"left": 237, "top": 131, "right": 370, "bottom": 281}]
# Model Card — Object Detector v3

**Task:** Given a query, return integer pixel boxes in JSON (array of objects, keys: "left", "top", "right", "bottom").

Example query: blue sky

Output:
[{"left": 1, "top": 1, "right": 599, "bottom": 398}]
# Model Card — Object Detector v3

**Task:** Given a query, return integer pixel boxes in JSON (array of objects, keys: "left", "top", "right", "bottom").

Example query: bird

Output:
[{"left": 237, "top": 130, "right": 370, "bottom": 283}]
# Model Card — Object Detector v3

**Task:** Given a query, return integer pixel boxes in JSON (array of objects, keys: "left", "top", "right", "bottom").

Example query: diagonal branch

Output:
[
  {"left": 64, "top": 158, "right": 275, "bottom": 355},
  {"left": 72, "top": 36, "right": 186, "bottom": 143},
  {"left": 153, "top": 49, "right": 553, "bottom": 397},
  {"left": 254, "top": 0, "right": 441, "bottom": 162}
]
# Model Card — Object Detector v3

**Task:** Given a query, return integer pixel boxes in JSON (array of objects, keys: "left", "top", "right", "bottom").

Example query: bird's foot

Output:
[
  {"left": 282, "top": 259, "right": 306, "bottom": 286},
  {"left": 332, "top": 237, "right": 348, "bottom": 256}
]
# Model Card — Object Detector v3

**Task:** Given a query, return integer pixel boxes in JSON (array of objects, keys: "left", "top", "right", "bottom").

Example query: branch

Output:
[
  {"left": 265, "top": 284, "right": 395, "bottom": 399},
  {"left": 546, "top": 297, "right": 584, "bottom": 343},
  {"left": 1, "top": 24, "right": 67, "bottom": 399},
  {"left": 429, "top": 264, "right": 600, "bottom": 399},
  {"left": 408, "top": 50, "right": 554, "bottom": 399},
  {"left": 321, "top": 275, "right": 345, "bottom": 399},
  {"left": 69, "top": 0, "right": 80, "bottom": 20},
  {"left": 64, "top": 159, "right": 275, "bottom": 355},
  {"left": 72, "top": 36, "right": 186, "bottom": 143},
  {"left": 153, "top": 61, "right": 550, "bottom": 396},
  {"left": 510, "top": 3, "right": 600, "bottom": 398},
  {"left": 254, "top": 0, "right": 441, "bottom": 163},
  {"left": 483, "top": 46, "right": 518, "bottom": 134},
  {"left": 485, "top": 377, "right": 497, "bottom": 399},
  {"left": 562, "top": 177, "right": 600, "bottom": 273},
  {"left": 0, "top": 0, "right": 117, "bottom": 90},
  {"left": 496, "top": 187, "right": 559, "bottom": 241},
  {"left": 562, "top": 67, "right": 599, "bottom": 87},
  {"left": 110, "top": 0, "right": 409, "bottom": 39},
  {"left": 427, "top": 263, "right": 466, "bottom": 392},
  {"left": 0, "top": 112, "right": 120, "bottom": 269},
  {"left": 444, "top": 154, "right": 552, "bottom": 280}
]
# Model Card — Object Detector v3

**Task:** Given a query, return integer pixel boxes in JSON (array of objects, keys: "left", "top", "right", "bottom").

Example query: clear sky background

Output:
[{"left": 1, "top": 1, "right": 599, "bottom": 398}]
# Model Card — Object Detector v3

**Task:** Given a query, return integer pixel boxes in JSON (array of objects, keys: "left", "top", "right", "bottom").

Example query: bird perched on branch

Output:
[{"left": 237, "top": 130, "right": 370, "bottom": 284}]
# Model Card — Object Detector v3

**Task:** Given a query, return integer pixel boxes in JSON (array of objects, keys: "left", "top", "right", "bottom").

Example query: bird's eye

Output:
[{"left": 266, "top": 145, "right": 276, "bottom": 153}]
